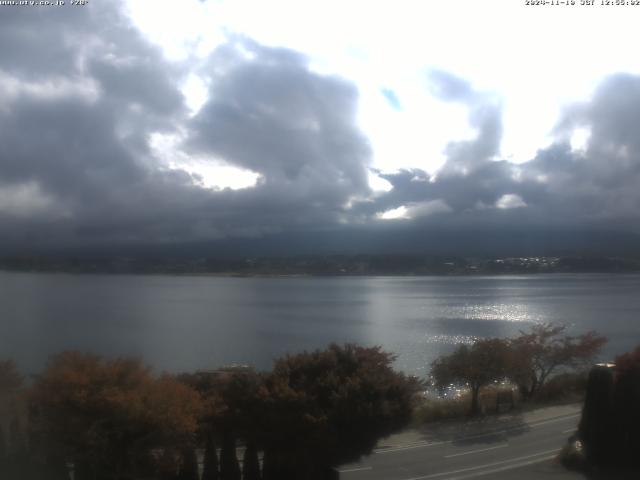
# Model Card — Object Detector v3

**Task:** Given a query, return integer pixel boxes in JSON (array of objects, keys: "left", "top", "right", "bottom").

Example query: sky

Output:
[{"left": 1, "top": 0, "right": 640, "bottom": 256}]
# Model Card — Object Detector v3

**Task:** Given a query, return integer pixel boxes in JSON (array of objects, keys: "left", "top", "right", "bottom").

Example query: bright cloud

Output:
[{"left": 125, "top": 0, "right": 640, "bottom": 183}]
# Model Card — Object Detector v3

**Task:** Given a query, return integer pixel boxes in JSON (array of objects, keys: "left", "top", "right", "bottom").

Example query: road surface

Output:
[{"left": 337, "top": 404, "right": 584, "bottom": 480}]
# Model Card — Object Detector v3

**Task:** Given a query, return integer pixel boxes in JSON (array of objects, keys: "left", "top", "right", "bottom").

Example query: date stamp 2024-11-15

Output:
[{"left": 525, "top": 0, "right": 640, "bottom": 6}]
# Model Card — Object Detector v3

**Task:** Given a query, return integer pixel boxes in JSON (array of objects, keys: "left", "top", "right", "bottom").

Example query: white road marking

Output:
[
  {"left": 527, "top": 413, "right": 580, "bottom": 428},
  {"left": 402, "top": 448, "right": 560, "bottom": 480},
  {"left": 455, "top": 430, "right": 508, "bottom": 442},
  {"left": 338, "top": 466, "right": 373, "bottom": 473},
  {"left": 562, "top": 428, "right": 576, "bottom": 433},
  {"left": 376, "top": 440, "right": 449, "bottom": 454},
  {"left": 444, "top": 443, "right": 509, "bottom": 458}
]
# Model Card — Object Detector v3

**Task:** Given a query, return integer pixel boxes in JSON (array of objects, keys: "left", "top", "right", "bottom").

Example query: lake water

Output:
[{"left": 1, "top": 271, "right": 639, "bottom": 376}]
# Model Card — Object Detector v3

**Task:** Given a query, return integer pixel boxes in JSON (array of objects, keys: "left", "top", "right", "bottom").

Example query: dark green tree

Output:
[
  {"left": 42, "top": 454, "right": 71, "bottom": 480},
  {"left": 0, "top": 425, "right": 6, "bottom": 479},
  {"left": 0, "top": 360, "right": 22, "bottom": 394},
  {"left": 178, "top": 447, "right": 199, "bottom": 480},
  {"left": 261, "top": 344, "right": 420, "bottom": 478},
  {"left": 613, "top": 346, "right": 640, "bottom": 468},
  {"left": 242, "top": 442, "right": 260, "bottom": 480},
  {"left": 9, "top": 415, "right": 27, "bottom": 457},
  {"left": 219, "top": 430, "right": 241, "bottom": 480},
  {"left": 0, "top": 360, "right": 23, "bottom": 470},
  {"left": 578, "top": 364, "right": 616, "bottom": 466},
  {"left": 201, "top": 433, "right": 219, "bottom": 480},
  {"left": 157, "top": 448, "right": 179, "bottom": 480},
  {"left": 73, "top": 458, "right": 93, "bottom": 480},
  {"left": 183, "top": 367, "right": 264, "bottom": 480}
]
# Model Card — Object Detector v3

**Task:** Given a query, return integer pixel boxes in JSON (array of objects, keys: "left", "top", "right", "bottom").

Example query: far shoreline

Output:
[
  {"left": 1, "top": 253, "right": 639, "bottom": 277},
  {"left": 2, "top": 269, "right": 640, "bottom": 279}
]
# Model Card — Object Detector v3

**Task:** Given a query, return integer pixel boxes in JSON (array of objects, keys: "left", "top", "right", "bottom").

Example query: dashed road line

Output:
[
  {"left": 338, "top": 466, "right": 373, "bottom": 473},
  {"left": 443, "top": 443, "right": 509, "bottom": 459}
]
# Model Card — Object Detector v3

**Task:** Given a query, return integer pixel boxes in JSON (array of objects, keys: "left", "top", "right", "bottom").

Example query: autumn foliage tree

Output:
[
  {"left": 430, "top": 324, "right": 607, "bottom": 415},
  {"left": 260, "top": 344, "right": 420, "bottom": 479},
  {"left": 30, "top": 351, "right": 202, "bottom": 480},
  {"left": 510, "top": 323, "right": 607, "bottom": 400},
  {"left": 0, "top": 360, "right": 25, "bottom": 476},
  {"left": 431, "top": 338, "right": 513, "bottom": 415},
  {"left": 0, "top": 360, "right": 22, "bottom": 395}
]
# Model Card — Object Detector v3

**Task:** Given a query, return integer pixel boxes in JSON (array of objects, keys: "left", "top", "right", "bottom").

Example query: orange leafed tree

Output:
[
  {"left": 510, "top": 323, "right": 607, "bottom": 399},
  {"left": 30, "top": 351, "right": 202, "bottom": 480}
]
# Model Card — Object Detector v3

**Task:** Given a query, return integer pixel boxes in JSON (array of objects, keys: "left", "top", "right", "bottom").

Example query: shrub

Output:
[{"left": 412, "top": 395, "right": 470, "bottom": 424}]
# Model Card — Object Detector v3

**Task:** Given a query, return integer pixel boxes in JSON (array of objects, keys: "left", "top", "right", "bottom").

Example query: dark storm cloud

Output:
[
  {"left": 359, "top": 71, "right": 640, "bottom": 244},
  {"left": 0, "top": 6, "right": 372, "bottom": 251},
  {"left": 188, "top": 38, "right": 371, "bottom": 192},
  {"left": 0, "top": 1, "right": 209, "bottom": 248},
  {"left": 0, "top": 6, "right": 87, "bottom": 76},
  {"left": 185, "top": 37, "right": 372, "bottom": 229}
]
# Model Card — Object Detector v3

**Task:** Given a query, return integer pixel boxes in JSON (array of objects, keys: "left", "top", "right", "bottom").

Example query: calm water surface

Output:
[{"left": 1, "top": 272, "right": 639, "bottom": 376}]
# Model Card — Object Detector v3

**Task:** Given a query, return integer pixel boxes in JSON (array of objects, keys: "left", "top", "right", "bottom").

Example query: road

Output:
[{"left": 337, "top": 404, "right": 585, "bottom": 480}]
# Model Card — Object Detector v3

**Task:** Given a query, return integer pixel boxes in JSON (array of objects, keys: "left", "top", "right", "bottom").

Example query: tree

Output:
[
  {"left": 510, "top": 323, "right": 607, "bottom": 400},
  {"left": 577, "top": 346, "right": 640, "bottom": 468},
  {"left": 201, "top": 433, "right": 219, "bottom": 480},
  {"left": 30, "top": 351, "right": 203, "bottom": 480},
  {"left": 0, "top": 424, "right": 6, "bottom": 478},
  {"left": 219, "top": 430, "right": 241, "bottom": 480},
  {"left": 0, "top": 360, "right": 23, "bottom": 433},
  {"left": 179, "top": 367, "right": 261, "bottom": 480},
  {"left": 0, "top": 360, "right": 28, "bottom": 478},
  {"left": 0, "top": 360, "right": 22, "bottom": 395},
  {"left": 215, "top": 369, "right": 261, "bottom": 480},
  {"left": 156, "top": 447, "right": 179, "bottom": 480},
  {"left": 431, "top": 338, "right": 512, "bottom": 415},
  {"left": 261, "top": 344, "right": 420, "bottom": 479},
  {"left": 242, "top": 442, "right": 260, "bottom": 480},
  {"left": 611, "top": 345, "right": 640, "bottom": 467},
  {"left": 578, "top": 364, "right": 617, "bottom": 466},
  {"left": 177, "top": 447, "right": 199, "bottom": 480},
  {"left": 0, "top": 424, "right": 5, "bottom": 461}
]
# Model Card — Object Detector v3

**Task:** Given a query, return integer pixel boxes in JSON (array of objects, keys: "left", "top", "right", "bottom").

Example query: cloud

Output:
[
  {"left": 0, "top": 1, "right": 639, "bottom": 256},
  {"left": 0, "top": 8, "right": 373, "bottom": 252},
  {"left": 185, "top": 37, "right": 372, "bottom": 228},
  {"left": 357, "top": 71, "right": 640, "bottom": 247},
  {"left": 0, "top": 1, "right": 202, "bottom": 248},
  {"left": 496, "top": 194, "right": 526, "bottom": 210},
  {"left": 428, "top": 70, "right": 476, "bottom": 103}
]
